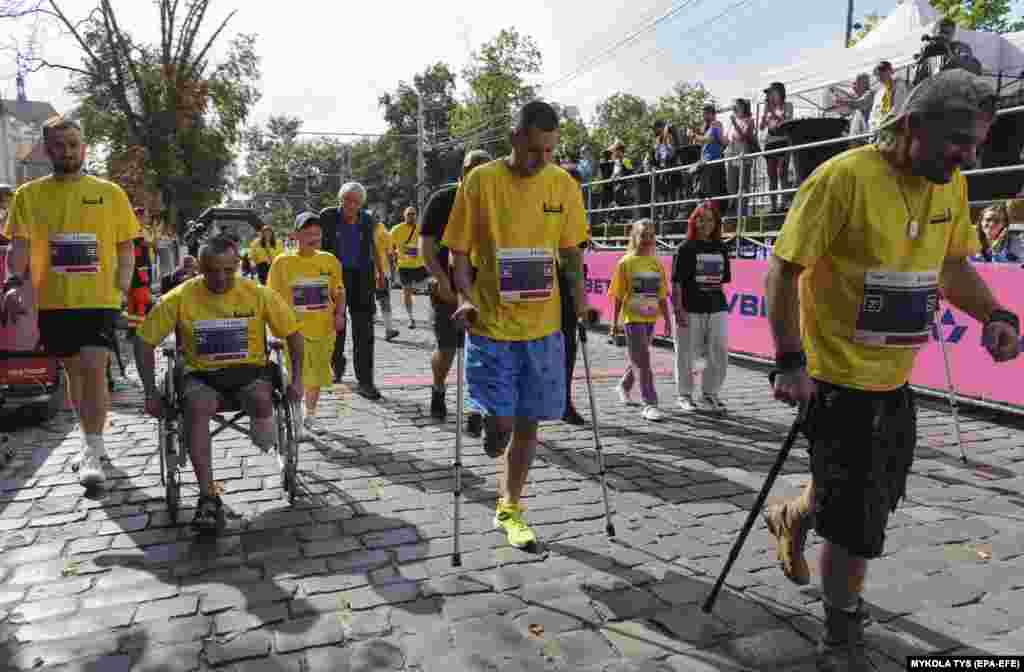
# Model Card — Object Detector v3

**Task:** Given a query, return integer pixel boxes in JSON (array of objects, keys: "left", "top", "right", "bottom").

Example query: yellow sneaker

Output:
[
  {"left": 494, "top": 500, "right": 537, "bottom": 548},
  {"left": 763, "top": 499, "right": 813, "bottom": 585}
]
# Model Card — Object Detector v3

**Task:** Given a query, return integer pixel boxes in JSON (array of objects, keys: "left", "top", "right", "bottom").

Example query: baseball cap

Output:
[
  {"left": 293, "top": 211, "right": 321, "bottom": 231},
  {"left": 882, "top": 69, "right": 996, "bottom": 130},
  {"left": 763, "top": 81, "right": 785, "bottom": 97},
  {"left": 874, "top": 60, "right": 893, "bottom": 73}
]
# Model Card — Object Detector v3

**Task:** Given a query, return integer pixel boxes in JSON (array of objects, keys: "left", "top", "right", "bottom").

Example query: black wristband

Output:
[
  {"left": 986, "top": 309, "right": 1020, "bottom": 334},
  {"left": 775, "top": 350, "right": 807, "bottom": 372}
]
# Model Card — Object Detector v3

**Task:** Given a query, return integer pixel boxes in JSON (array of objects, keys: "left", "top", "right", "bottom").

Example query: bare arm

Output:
[
  {"left": 659, "top": 298, "right": 673, "bottom": 336},
  {"left": 421, "top": 235, "right": 444, "bottom": 280},
  {"left": 559, "top": 246, "right": 590, "bottom": 317},
  {"left": 452, "top": 252, "right": 474, "bottom": 302},
  {"left": 116, "top": 241, "right": 134, "bottom": 293},
  {"left": 612, "top": 298, "right": 623, "bottom": 331},
  {"left": 133, "top": 334, "right": 158, "bottom": 397},
  {"left": 671, "top": 283, "right": 685, "bottom": 316},
  {"left": 5, "top": 237, "right": 29, "bottom": 281},
  {"left": 285, "top": 331, "right": 304, "bottom": 388},
  {"left": 764, "top": 255, "right": 804, "bottom": 355},
  {"left": 939, "top": 257, "right": 1004, "bottom": 324}
]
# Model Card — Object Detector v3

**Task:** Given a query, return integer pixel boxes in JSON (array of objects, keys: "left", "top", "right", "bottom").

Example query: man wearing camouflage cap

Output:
[{"left": 763, "top": 70, "right": 1020, "bottom": 670}]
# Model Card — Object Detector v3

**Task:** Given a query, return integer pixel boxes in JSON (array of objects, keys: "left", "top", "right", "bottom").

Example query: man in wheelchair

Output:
[{"left": 133, "top": 233, "right": 304, "bottom": 530}]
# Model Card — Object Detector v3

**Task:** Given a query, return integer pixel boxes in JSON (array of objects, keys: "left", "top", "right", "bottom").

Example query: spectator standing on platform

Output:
[
  {"left": 373, "top": 218, "right": 400, "bottom": 342},
  {"left": 974, "top": 203, "right": 1010, "bottom": 262},
  {"left": 844, "top": 73, "right": 874, "bottom": 140},
  {"left": 391, "top": 207, "right": 429, "bottom": 330},
  {"left": 869, "top": 60, "right": 908, "bottom": 130},
  {"left": 320, "top": 182, "right": 386, "bottom": 400},
  {"left": 699, "top": 104, "right": 727, "bottom": 203},
  {"left": 2, "top": 116, "right": 139, "bottom": 489},
  {"left": 249, "top": 226, "right": 283, "bottom": 285},
  {"left": 760, "top": 82, "right": 793, "bottom": 213},
  {"left": 725, "top": 99, "right": 756, "bottom": 216},
  {"left": 764, "top": 71, "right": 1018, "bottom": 671},
  {"left": 609, "top": 219, "right": 672, "bottom": 422},
  {"left": 672, "top": 200, "right": 731, "bottom": 413}
]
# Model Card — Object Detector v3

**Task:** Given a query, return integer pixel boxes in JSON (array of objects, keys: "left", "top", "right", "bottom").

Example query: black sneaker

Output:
[
  {"left": 356, "top": 384, "right": 382, "bottom": 401},
  {"left": 430, "top": 387, "right": 447, "bottom": 420},
  {"left": 385, "top": 329, "right": 400, "bottom": 341},
  {"left": 191, "top": 495, "right": 222, "bottom": 533},
  {"left": 483, "top": 417, "right": 511, "bottom": 458},
  {"left": 334, "top": 355, "right": 347, "bottom": 383},
  {"left": 562, "top": 405, "right": 586, "bottom": 426},
  {"left": 465, "top": 412, "right": 482, "bottom": 438}
]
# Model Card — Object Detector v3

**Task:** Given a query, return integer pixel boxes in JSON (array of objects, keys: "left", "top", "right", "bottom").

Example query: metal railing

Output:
[{"left": 583, "top": 104, "right": 1024, "bottom": 251}]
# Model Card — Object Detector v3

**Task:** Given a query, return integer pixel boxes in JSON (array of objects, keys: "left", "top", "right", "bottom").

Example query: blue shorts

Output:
[{"left": 464, "top": 332, "right": 566, "bottom": 421}]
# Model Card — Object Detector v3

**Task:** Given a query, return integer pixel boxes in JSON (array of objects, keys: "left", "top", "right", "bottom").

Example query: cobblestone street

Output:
[{"left": 0, "top": 292, "right": 1022, "bottom": 671}]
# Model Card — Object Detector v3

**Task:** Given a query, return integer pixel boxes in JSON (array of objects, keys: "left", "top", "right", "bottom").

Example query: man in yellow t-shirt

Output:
[
  {"left": 268, "top": 212, "right": 345, "bottom": 436},
  {"left": 134, "top": 233, "right": 303, "bottom": 530},
  {"left": 1, "top": 116, "right": 138, "bottom": 490},
  {"left": 443, "top": 101, "right": 594, "bottom": 550},
  {"left": 390, "top": 206, "right": 428, "bottom": 330},
  {"left": 373, "top": 219, "right": 400, "bottom": 342},
  {"left": 764, "top": 71, "right": 1019, "bottom": 668}
]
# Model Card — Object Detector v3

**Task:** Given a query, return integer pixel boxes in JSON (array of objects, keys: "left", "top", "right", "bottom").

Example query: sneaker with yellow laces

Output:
[
  {"left": 762, "top": 498, "right": 813, "bottom": 585},
  {"left": 493, "top": 500, "right": 537, "bottom": 549}
]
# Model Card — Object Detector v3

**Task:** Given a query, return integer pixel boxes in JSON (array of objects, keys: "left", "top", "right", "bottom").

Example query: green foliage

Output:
[
  {"left": 851, "top": 0, "right": 1023, "bottom": 46},
  {"left": 848, "top": 11, "right": 884, "bottom": 47}
]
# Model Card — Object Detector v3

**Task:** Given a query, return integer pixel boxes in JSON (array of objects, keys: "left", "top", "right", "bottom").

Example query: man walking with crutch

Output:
[{"left": 762, "top": 71, "right": 1019, "bottom": 670}]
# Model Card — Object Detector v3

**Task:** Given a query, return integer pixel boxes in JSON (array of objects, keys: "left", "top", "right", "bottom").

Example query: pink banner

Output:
[{"left": 586, "top": 252, "right": 1024, "bottom": 409}]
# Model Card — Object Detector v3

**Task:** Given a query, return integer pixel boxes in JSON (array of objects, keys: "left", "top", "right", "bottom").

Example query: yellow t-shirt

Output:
[
  {"left": 267, "top": 250, "right": 344, "bottom": 340},
  {"left": 391, "top": 222, "right": 425, "bottom": 269},
  {"left": 608, "top": 253, "right": 668, "bottom": 324},
  {"left": 773, "top": 145, "right": 979, "bottom": 392},
  {"left": 138, "top": 276, "right": 299, "bottom": 372},
  {"left": 5, "top": 175, "right": 140, "bottom": 310},
  {"left": 374, "top": 222, "right": 393, "bottom": 272},
  {"left": 443, "top": 160, "right": 588, "bottom": 341},
  {"left": 249, "top": 239, "right": 284, "bottom": 266}
]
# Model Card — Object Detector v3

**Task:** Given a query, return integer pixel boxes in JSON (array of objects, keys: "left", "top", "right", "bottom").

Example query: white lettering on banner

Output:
[
  {"left": 695, "top": 253, "right": 724, "bottom": 287},
  {"left": 292, "top": 278, "right": 330, "bottom": 311},
  {"left": 49, "top": 233, "right": 100, "bottom": 274},
  {"left": 854, "top": 270, "right": 939, "bottom": 348},
  {"left": 629, "top": 271, "right": 661, "bottom": 318},
  {"left": 194, "top": 318, "right": 250, "bottom": 361},
  {"left": 498, "top": 248, "right": 554, "bottom": 303}
]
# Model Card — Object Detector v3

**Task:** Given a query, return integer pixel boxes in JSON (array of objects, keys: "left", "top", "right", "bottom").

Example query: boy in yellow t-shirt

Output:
[
  {"left": 443, "top": 101, "right": 595, "bottom": 550},
  {"left": 268, "top": 212, "right": 346, "bottom": 436},
  {"left": 390, "top": 207, "right": 428, "bottom": 329},
  {"left": 608, "top": 219, "right": 671, "bottom": 421}
]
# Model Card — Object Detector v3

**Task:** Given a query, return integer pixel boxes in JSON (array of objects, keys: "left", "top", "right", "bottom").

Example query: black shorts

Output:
[
  {"left": 182, "top": 365, "right": 271, "bottom": 405},
  {"left": 431, "top": 291, "right": 464, "bottom": 351},
  {"left": 38, "top": 309, "right": 119, "bottom": 358},
  {"left": 398, "top": 266, "right": 429, "bottom": 288},
  {"left": 805, "top": 380, "right": 917, "bottom": 559}
]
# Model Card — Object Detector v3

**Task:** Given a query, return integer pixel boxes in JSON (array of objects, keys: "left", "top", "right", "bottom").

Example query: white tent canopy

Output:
[{"left": 757, "top": 0, "right": 1024, "bottom": 106}]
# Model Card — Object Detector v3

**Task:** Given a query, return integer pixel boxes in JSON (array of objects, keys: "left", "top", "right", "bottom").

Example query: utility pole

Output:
[
  {"left": 417, "top": 91, "right": 426, "bottom": 214},
  {"left": 845, "top": 0, "right": 854, "bottom": 47}
]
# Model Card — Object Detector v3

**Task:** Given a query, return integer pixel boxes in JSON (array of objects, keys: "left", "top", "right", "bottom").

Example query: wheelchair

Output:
[{"left": 156, "top": 340, "right": 300, "bottom": 524}]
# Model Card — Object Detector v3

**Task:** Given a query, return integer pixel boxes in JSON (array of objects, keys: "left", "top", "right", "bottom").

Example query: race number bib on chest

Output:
[
  {"left": 854, "top": 270, "right": 938, "bottom": 348},
  {"left": 194, "top": 318, "right": 250, "bottom": 361},
  {"left": 49, "top": 233, "right": 99, "bottom": 274},
  {"left": 498, "top": 248, "right": 554, "bottom": 303},
  {"left": 292, "top": 278, "right": 330, "bottom": 311},
  {"left": 629, "top": 271, "right": 661, "bottom": 318},
  {"left": 695, "top": 253, "right": 724, "bottom": 287}
]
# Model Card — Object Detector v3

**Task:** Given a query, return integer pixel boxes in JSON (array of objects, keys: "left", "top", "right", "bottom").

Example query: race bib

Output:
[
  {"left": 292, "top": 278, "right": 330, "bottom": 312},
  {"left": 194, "top": 318, "right": 250, "bottom": 361},
  {"left": 629, "top": 271, "right": 661, "bottom": 318},
  {"left": 695, "top": 253, "right": 724, "bottom": 287},
  {"left": 498, "top": 248, "right": 554, "bottom": 303},
  {"left": 405, "top": 246, "right": 419, "bottom": 259},
  {"left": 49, "top": 233, "right": 99, "bottom": 274},
  {"left": 854, "top": 270, "right": 938, "bottom": 348}
]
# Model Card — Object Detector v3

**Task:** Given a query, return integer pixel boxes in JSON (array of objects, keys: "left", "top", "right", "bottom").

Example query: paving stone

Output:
[
  {"left": 134, "top": 594, "right": 200, "bottom": 622},
  {"left": 15, "top": 604, "right": 136, "bottom": 642},
  {"left": 274, "top": 613, "right": 345, "bottom": 653},
  {"left": 713, "top": 626, "right": 817, "bottom": 668},
  {"left": 205, "top": 629, "right": 272, "bottom": 665},
  {"left": 601, "top": 620, "right": 698, "bottom": 659},
  {"left": 130, "top": 642, "right": 204, "bottom": 672},
  {"left": 25, "top": 576, "right": 93, "bottom": 601},
  {"left": 443, "top": 593, "right": 527, "bottom": 622},
  {"left": 129, "top": 614, "right": 213, "bottom": 647},
  {"left": 214, "top": 603, "right": 289, "bottom": 635},
  {"left": 306, "top": 638, "right": 406, "bottom": 672},
  {"left": 7, "top": 596, "right": 79, "bottom": 623}
]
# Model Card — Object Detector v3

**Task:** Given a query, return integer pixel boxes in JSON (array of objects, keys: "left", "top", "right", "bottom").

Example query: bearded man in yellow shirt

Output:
[
  {"left": 444, "top": 101, "right": 595, "bottom": 550},
  {"left": 764, "top": 71, "right": 1019, "bottom": 670},
  {"left": 2, "top": 116, "right": 138, "bottom": 489}
]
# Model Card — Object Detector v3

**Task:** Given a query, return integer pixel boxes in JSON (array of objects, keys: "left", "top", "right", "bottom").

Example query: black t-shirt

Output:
[
  {"left": 421, "top": 185, "right": 458, "bottom": 285},
  {"left": 671, "top": 239, "right": 731, "bottom": 314}
]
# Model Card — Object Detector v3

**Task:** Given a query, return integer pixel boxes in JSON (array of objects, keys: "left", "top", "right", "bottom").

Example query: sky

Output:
[{"left": 4, "top": 0, "right": 1019, "bottom": 151}]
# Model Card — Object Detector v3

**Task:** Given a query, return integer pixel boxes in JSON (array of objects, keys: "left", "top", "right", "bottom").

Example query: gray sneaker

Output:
[{"left": 818, "top": 601, "right": 875, "bottom": 672}]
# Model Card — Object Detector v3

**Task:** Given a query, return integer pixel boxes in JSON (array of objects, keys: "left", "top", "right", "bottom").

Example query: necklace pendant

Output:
[{"left": 908, "top": 219, "right": 920, "bottom": 239}]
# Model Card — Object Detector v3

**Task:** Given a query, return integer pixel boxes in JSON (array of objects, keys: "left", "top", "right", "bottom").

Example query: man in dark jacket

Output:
[{"left": 319, "top": 182, "right": 385, "bottom": 400}]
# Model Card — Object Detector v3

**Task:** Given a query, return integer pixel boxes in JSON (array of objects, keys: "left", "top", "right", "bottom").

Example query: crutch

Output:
[
  {"left": 935, "top": 304, "right": 967, "bottom": 464},
  {"left": 703, "top": 372, "right": 806, "bottom": 614},
  {"left": 578, "top": 321, "right": 616, "bottom": 538},
  {"left": 451, "top": 331, "right": 466, "bottom": 567}
]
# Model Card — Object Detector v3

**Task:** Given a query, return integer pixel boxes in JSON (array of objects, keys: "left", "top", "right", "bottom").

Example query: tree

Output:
[
  {"left": 590, "top": 93, "right": 651, "bottom": 164},
  {"left": 653, "top": 81, "right": 715, "bottom": 142},
  {"left": 850, "top": 0, "right": 1023, "bottom": 46},
  {"left": 28, "top": 0, "right": 261, "bottom": 232},
  {"left": 847, "top": 11, "right": 883, "bottom": 47},
  {"left": 451, "top": 28, "right": 543, "bottom": 157}
]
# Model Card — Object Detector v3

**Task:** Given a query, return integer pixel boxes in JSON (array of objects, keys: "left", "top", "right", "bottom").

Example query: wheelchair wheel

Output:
[
  {"left": 163, "top": 419, "right": 180, "bottom": 523},
  {"left": 278, "top": 400, "right": 298, "bottom": 503}
]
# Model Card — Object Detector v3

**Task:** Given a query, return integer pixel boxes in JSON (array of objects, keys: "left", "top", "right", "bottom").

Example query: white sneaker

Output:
[
  {"left": 78, "top": 453, "right": 105, "bottom": 488},
  {"left": 703, "top": 394, "right": 726, "bottom": 414},
  {"left": 615, "top": 384, "right": 637, "bottom": 406},
  {"left": 642, "top": 405, "right": 664, "bottom": 421},
  {"left": 677, "top": 396, "right": 696, "bottom": 412},
  {"left": 70, "top": 442, "right": 108, "bottom": 470},
  {"left": 303, "top": 416, "right": 326, "bottom": 436}
]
